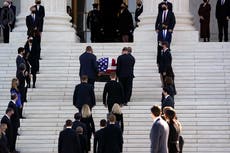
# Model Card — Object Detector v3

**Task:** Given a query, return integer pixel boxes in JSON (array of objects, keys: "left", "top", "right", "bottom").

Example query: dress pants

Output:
[
  {"left": 3, "top": 25, "right": 10, "bottom": 43},
  {"left": 119, "top": 77, "right": 133, "bottom": 103},
  {"left": 217, "top": 19, "right": 229, "bottom": 42}
]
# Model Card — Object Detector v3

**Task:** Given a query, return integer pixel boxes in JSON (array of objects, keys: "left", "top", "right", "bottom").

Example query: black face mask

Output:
[
  {"left": 137, "top": 4, "right": 142, "bottom": 7},
  {"left": 163, "top": 0, "right": 167, "bottom": 2},
  {"left": 31, "top": 10, "right": 36, "bottom": 14},
  {"left": 29, "top": 40, "right": 33, "bottom": 43},
  {"left": 203, "top": 0, "right": 207, "bottom": 3},
  {"left": 162, "top": 7, "right": 167, "bottom": 11},
  {"left": 36, "top": 1, "right": 41, "bottom": 5}
]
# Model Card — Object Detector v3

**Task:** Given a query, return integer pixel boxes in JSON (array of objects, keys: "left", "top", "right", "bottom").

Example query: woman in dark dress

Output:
[
  {"left": 165, "top": 109, "right": 181, "bottom": 153},
  {"left": 111, "top": 103, "right": 124, "bottom": 133},
  {"left": 80, "top": 104, "right": 95, "bottom": 152},
  {"left": 198, "top": 0, "right": 211, "bottom": 42}
]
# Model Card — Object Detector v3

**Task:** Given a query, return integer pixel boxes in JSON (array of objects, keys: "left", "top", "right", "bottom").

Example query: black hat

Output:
[{"left": 92, "top": 3, "right": 98, "bottom": 8}]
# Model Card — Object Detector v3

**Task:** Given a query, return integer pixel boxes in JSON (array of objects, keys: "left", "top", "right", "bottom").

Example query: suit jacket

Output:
[
  {"left": 118, "top": 8, "right": 134, "bottom": 35},
  {"left": 9, "top": 4, "right": 16, "bottom": 27},
  {"left": 150, "top": 117, "right": 169, "bottom": 153},
  {"left": 158, "top": 30, "right": 172, "bottom": 45},
  {"left": 72, "top": 120, "right": 87, "bottom": 136},
  {"left": 94, "top": 128, "right": 105, "bottom": 153},
  {"left": 16, "top": 71, "right": 27, "bottom": 102},
  {"left": 58, "top": 128, "right": 82, "bottom": 153},
  {"left": 79, "top": 52, "right": 98, "bottom": 80},
  {"left": 26, "top": 14, "right": 41, "bottom": 35},
  {"left": 16, "top": 55, "right": 26, "bottom": 75},
  {"left": 78, "top": 134, "right": 88, "bottom": 153},
  {"left": 162, "top": 95, "right": 174, "bottom": 110},
  {"left": 113, "top": 113, "right": 124, "bottom": 133},
  {"left": 73, "top": 82, "right": 96, "bottom": 109},
  {"left": 103, "top": 124, "right": 123, "bottom": 153},
  {"left": 116, "top": 54, "right": 135, "bottom": 78},
  {"left": 159, "top": 49, "right": 172, "bottom": 74},
  {"left": 0, "top": 133, "right": 9, "bottom": 153},
  {"left": 34, "top": 5, "right": 45, "bottom": 31},
  {"left": 0, "top": 7, "right": 14, "bottom": 26},
  {"left": 103, "top": 80, "right": 124, "bottom": 106},
  {"left": 8, "top": 101, "right": 20, "bottom": 129},
  {"left": 158, "top": 1, "right": 173, "bottom": 13},
  {"left": 155, "top": 10, "right": 176, "bottom": 31},
  {"left": 1, "top": 115, "right": 13, "bottom": 150},
  {"left": 216, "top": 0, "right": 230, "bottom": 19}
]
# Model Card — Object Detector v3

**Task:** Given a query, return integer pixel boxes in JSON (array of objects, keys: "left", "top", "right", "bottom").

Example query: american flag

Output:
[{"left": 97, "top": 57, "right": 117, "bottom": 72}]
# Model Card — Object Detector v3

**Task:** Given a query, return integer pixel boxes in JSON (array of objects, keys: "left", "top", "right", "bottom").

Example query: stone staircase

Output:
[{"left": 0, "top": 41, "right": 230, "bottom": 153}]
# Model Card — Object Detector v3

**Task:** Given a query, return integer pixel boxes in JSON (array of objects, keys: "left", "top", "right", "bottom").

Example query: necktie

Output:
[
  {"left": 163, "top": 11, "right": 166, "bottom": 23},
  {"left": 164, "top": 30, "right": 167, "bottom": 39}
]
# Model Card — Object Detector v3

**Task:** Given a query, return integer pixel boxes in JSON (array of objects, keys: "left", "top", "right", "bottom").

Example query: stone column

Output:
[
  {"left": 11, "top": 0, "right": 78, "bottom": 43},
  {"left": 134, "top": 0, "right": 198, "bottom": 43}
]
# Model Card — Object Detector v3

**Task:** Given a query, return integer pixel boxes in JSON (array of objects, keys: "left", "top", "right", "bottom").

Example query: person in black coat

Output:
[
  {"left": 158, "top": 41, "right": 173, "bottom": 86},
  {"left": 16, "top": 47, "right": 26, "bottom": 75},
  {"left": 0, "top": 123, "right": 9, "bottom": 153},
  {"left": 58, "top": 120, "right": 82, "bottom": 153},
  {"left": 0, "top": 1, "right": 14, "bottom": 43},
  {"left": 34, "top": 0, "right": 45, "bottom": 33},
  {"left": 76, "top": 127, "right": 88, "bottom": 153},
  {"left": 7, "top": 0, "right": 16, "bottom": 32},
  {"left": 216, "top": 0, "right": 230, "bottom": 42},
  {"left": 72, "top": 113, "right": 87, "bottom": 136},
  {"left": 111, "top": 103, "right": 124, "bottom": 133},
  {"left": 135, "top": 0, "right": 143, "bottom": 27},
  {"left": 1, "top": 108, "right": 14, "bottom": 152},
  {"left": 158, "top": 0, "right": 173, "bottom": 13},
  {"left": 116, "top": 47, "right": 135, "bottom": 105},
  {"left": 165, "top": 109, "right": 181, "bottom": 153},
  {"left": 162, "top": 87, "right": 175, "bottom": 111},
  {"left": 79, "top": 46, "right": 98, "bottom": 86},
  {"left": 94, "top": 119, "right": 107, "bottom": 153},
  {"left": 17, "top": 63, "right": 28, "bottom": 104},
  {"left": 73, "top": 76, "right": 96, "bottom": 112},
  {"left": 103, "top": 73, "right": 124, "bottom": 112},
  {"left": 103, "top": 114, "right": 123, "bottom": 153},
  {"left": 80, "top": 104, "right": 95, "bottom": 152},
  {"left": 155, "top": 2, "right": 176, "bottom": 33},
  {"left": 26, "top": 6, "right": 41, "bottom": 36},
  {"left": 118, "top": 3, "right": 134, "bottom": 42}
]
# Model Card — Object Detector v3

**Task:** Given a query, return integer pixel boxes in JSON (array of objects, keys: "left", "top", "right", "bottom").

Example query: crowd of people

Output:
[{"left": 0, "top": 0, "right": 45, "bottom": 153}]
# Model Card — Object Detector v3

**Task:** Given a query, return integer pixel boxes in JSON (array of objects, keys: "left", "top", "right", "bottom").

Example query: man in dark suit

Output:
[
  {"left": 155, "top": 2, "right": 176, "bottom": 33},
  {"left": 72, "top": 113, "right": 87, "bottom": 136},
  {"left": 158, "top": 41, "right": 173, "bottom": 86},
  {"left": 1, "top": 108, "right": 14, "bottom": 152},
  {"left": 16, "top": 47, "right": 26, "bottom": 75},
  {"left": 216, "top": 0, "right": 230, "bottom": 42},
  {"left": 26, "top": 6, "right": 41, "bottom": 36},
  {"left": 79, "top": 46, "right": 98, "bottom": 86},
  {"left": 73, "top": 75, "right": 96, "bottom": 112},
  {"left": 158, "top": 0, "right": 173, "bottom": 13},
  {"left": 103, "top": 114, "right": 123, "bottom": 153},
  {"left": 8, "top": 94, "right": 20, "bottom": 153},
  {"left": 150, "top": 105, "right": 169, "bottom": 153},
  {"left": 0, "top": 1, "right": 14, "bottom": 43},
  {"left": 7, "top": 0, "right": 16, "bottom": 31},
  {"left": 94, "top": 119, "right": 107, "bottom": 153},
  {"left": 0, "top": 123, "right": 9, "bottom": 153},
  {"left": 34, "top": 0, "right": 45, "bottom": 34},
  {"left": 103, "top": 73, "right": 124, "bottom": 112},
  {"left": 162, "top": 87, "right": 174, "bottom": 111},
  {"left": 135, "top": 0, "right": 143, "bottom": 27},
  {"left": 58, "top": 120, "right": 82, "bottom": 153},
  {"left": 117, "top": 47, "right": 135, "bottom": 105}
]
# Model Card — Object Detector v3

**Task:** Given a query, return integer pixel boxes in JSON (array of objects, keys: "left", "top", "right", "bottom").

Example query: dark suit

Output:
[
  {"left": 17, "top": 71, "right": 27, "bottom": 103},
  {"left": 150, "top": 117, "right": 169, "bottom": 153},
  {"left": 81, "top": 116, "right": 95, "bottom": 151},
  {"left": 117, "top": 53, "right": 135, "bottom": 103},
  {"left": 34, "top": 5, "right": 45, "bottom": 32},
  {"left": 216, "top": 0, "right": 230, "bottom": 42},
  {"left": 16, "top": 55, "right": 26, "bottom": 75},
  {"left": 0, "top": 133, "right": 9, "bottom": 153},
  {"left": 8, "top": 101, "right": 20, "bottom": 152},
  {"left": 9, "top": 4, "right": 16, "bottom": 31},
  {"left": 72, "top": 120, "right": 87, "bottom": 136},
  {"left": 94, "top": 128, "right": 105, "bottom": 153},
  {"left": 78, "top": 134, "right": 88, "bottom": 153},
  {"left": 168, "top": 122, "right": 181, "bottom": 153},
  {"left": 1, "top": 115, "right": 13, "bottom": 152},
  {"left": 103, "top": 80, "right": 124, "bottom": 112},
  {"left": 26, "top": 14, "right": 41, "bottom": 36},
  {"left": 158, "top": 1, "right": 173, "bottom": 13},
  {"left": 159, "top": 49, "right": 172, "bottom": 77},
  {"left": 155, "top": 10, "right": 176, "bottom": 31},
  {"left": 73, "top": 82, "right": 96, "bottom": 111},
  {"left": 79, "top": 52, "right": 98, "bottom": 86},
  {"left": 103, "top": 124, "right": 123, "bottom": 153},
  {"left": 58, "top": 128, "right": 82, "bottom": 153},
  {"left": 135, "top": 5, "right": 143, "bottom": 24},
  {"left": 113, "top": 113, "right": 124, "bottom": 133},
  {"left": 162, "top": 95, "right": 174, "bottom": 111}
]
